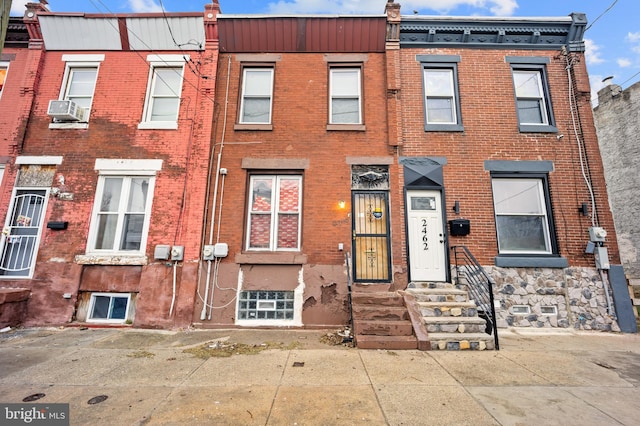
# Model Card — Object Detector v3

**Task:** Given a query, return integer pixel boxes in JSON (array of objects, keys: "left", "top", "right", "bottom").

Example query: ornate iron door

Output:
[{"left": 352, "top": 191, "right": 391, "bottom": 282}]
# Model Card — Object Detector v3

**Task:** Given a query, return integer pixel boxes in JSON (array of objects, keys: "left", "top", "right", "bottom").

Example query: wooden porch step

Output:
[
  {"left": 428, "top": 332, "right": 496, "bottom": 351},
  {"left": 353, "top": 319, "right": 413, "bottom": 336},
  {"left": 355, "top": 334, "right": 418, "bottom": 350}
]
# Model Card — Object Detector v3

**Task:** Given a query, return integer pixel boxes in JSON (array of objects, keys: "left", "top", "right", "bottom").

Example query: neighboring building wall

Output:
[
  {"left": 0, "top": 4, "right": 219, "bottom": 329},
  {"left": 594, "top": 80, "right": 640, "bottom": 278},
  {"left": 393, "top": 12, "right": 620, "bottom": 331}
]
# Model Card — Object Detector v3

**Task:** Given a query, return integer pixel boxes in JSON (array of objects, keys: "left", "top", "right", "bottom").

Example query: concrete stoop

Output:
[
  {"left": 351, "top": 291, "right": 422, "bottom": 350},
  {"left": 406, "top": 282, "right": 496, "bottom": 351}
]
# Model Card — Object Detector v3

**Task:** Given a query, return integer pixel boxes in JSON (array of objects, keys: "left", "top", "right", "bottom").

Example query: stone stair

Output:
[
  {"left": 406, "top": 282, "right": 496, "bottom": 350},
  {"left": 351, "top": 288, "right": 428, "bottom": 350}
]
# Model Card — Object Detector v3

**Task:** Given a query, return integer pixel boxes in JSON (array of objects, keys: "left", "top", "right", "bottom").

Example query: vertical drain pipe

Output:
[{"left": 200, "top": 56, "right": 231, "bottom": 320}]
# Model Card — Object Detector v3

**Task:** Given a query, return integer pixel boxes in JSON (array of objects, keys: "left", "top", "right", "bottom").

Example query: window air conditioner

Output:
[{"left": 47, "top": 100, "right": 85, "bottom": 121}]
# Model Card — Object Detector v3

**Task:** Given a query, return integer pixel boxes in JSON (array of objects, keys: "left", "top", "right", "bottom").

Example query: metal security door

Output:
[
  {"left": 352, "top": 191, "right": 391, "bottom": 282},
  {"left": 0, "top": 190, "right": 48, "bottom": 277},
  {"left": 406, "top": 190, "right": 446, "bottom": 282}
]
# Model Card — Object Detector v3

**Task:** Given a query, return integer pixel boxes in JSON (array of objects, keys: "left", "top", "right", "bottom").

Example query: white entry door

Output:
[{"left": 406, "top": 190, "right": 446, "bottom": 282}]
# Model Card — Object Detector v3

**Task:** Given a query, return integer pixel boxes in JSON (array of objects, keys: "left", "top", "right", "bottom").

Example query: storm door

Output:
[{"left": 352, "top": 191, "right": 391, "bottom": 282}]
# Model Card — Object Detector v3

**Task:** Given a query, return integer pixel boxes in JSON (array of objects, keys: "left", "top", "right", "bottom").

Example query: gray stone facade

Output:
[
  {"left": 486, "top": 266, "right": 620, "bottom": 332},
  {"left": 593, "top": 80, "right": 640, "bottom": 277}
]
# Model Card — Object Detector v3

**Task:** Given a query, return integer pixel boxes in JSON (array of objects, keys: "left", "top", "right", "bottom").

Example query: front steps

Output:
[{"left": 406, "top": 282, "right": 496, "bottom": 350}]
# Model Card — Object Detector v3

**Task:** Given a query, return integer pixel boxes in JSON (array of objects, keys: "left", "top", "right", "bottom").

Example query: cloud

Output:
[
  {"left": 627, "top": 32, "right": 640, "bottom": 43},
  {"left": 617, "top": 58, "right": 632, "bottom": 68},
  {"left": 10, "top": 0, "right": 29, "bottom": 15},
  {"left": 584, "top": 39, "right": 605, "bottom": 66},
  {"left": 267, "top": 0, "right": 518, "bottom": 16},
  {"left": 129, "top": 0, "right": 163, "bottom": 13}
]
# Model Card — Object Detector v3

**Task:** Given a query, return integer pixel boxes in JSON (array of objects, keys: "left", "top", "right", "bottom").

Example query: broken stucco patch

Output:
[{"left": 321, "top": 283, "right": 338, "bottom": 304}]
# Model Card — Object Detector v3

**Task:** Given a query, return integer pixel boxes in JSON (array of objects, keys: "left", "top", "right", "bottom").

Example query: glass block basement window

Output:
[{"left": 238, "top": 291, "right": 294, "bottom": 320}]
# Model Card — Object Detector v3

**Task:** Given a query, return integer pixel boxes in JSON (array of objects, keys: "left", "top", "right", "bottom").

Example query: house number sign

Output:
[{"left": 421, "top": 219, "right": 429, "bottom": 251}]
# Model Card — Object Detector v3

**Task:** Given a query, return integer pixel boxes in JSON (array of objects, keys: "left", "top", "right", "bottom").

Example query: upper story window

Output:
[
  {"left": 418, "top": 55, "right": 463, "bottom": 132},
  {"left": 507, "top": 56, "right": 557, "bottom": 133},
  {"left": 329, "top": 67, "right": 362, "bottom": 125},
  {"left": 246, "top": 175, "right": 302, "bottom": 251},
  {"left": 139, "top": 55, "right": 187, "bottom": 130},
  {"left": 50, "top": 55, "right": 104, "bottom": 128},
  {"left": 0, "top": 62, "right": 8, "bottom": 99},
  {"left": 85, "top": 159, "right": 162, "bottom": 259},
  {"left": 239, "top": 67, "right": 274, "bottom": 124}
]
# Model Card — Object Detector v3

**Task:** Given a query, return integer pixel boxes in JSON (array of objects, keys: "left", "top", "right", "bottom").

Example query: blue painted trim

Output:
[
  {"left": 484, "top": 160, "right": 554, "bottom": 172},
  {"left": 416, "top": 54, "right": 460, "bottom": 63},
  {"left": 506, "top": 56, "right": 550, "bottom": 64}
]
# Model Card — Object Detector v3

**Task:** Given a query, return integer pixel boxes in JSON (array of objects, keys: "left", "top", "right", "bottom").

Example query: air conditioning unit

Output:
[{"left": 47, "top": 100, "right": 85, "bottom": 121}]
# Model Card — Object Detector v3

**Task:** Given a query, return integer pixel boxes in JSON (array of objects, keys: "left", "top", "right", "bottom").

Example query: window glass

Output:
[
  {"left": 88, "top": 293, "right": 130, "bottom": 322},
  {"left": 247, "top": 175, "right": 301, "bottom": 251},
  {"left": 421, "top": 64, "right": 462, "bottom": 130},
  {"left": 146, "top": 67, "right": 182, "bottom": 122},
  {"left": 512, "top": 69, "right": 550, "bottom": 126},
  {"left": 240, "top": 68, "right": 273, "bottom": 124},
  {"left": 492, "top": 178, "right": 551, "bottom": 254},
  {"left": 330, "top": 68, "right": 361, "bottom": 124},
  {"left": 65, "top": 68, "right": 97, "bottom": 110},
  {"left": 90, "top": 176, "right": 153, "bottom": 254}
]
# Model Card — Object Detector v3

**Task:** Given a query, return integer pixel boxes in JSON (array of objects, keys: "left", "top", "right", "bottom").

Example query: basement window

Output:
[
  {"left": 540, "top": 306, "right": 557, "bottom": 315},
  {"left": 512, "top": 305, "right": 531, "bottom": 315},
  {"left": 87, "top": 292, "right": 131, "bottom": 323},
  {"left": 238, "top": 291, "right": 294, "bottom": 320}
]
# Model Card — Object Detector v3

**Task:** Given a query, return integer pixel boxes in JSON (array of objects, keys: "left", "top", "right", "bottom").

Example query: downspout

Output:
[{"left": 200, "top": 55, "right": 231, "bottom": 321}]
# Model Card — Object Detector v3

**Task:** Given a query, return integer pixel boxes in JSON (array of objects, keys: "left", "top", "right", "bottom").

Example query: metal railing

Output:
[{"left": 451, "top": 246, "right": 499, "bottom": 350}]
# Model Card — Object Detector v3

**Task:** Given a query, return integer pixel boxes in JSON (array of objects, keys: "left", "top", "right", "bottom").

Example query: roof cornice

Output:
[{"left": 399, "top": 12, "right": 587, "bottom": 52}]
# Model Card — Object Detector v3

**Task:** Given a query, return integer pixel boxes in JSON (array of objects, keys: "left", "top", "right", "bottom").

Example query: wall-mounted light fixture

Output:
[
  {"left": 453, "top": 200, "right": 460, "bottom": 214},
  {"left": 579, "top": 202, "right": 588, "bottom": 216},
  {"left": 338, "top": 200, "right": 346, "bottom": 209}
]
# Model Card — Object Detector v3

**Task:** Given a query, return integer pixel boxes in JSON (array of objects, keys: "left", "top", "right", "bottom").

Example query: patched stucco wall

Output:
[{"left": 594, "top": 81, "right": 640, "bottom": 277}]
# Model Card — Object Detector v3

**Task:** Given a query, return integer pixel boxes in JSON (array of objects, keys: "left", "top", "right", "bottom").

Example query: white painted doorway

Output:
[{"left": 406, "top": 190, "right": 446, "bottom": 282}]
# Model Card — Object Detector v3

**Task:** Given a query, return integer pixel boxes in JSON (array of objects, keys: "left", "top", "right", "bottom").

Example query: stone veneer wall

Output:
[{"left": 485, "top": 266, "right": 620, "bottom": 332}]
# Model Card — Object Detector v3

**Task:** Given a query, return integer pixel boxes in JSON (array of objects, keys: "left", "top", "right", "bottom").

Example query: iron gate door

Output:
[{"left": 352, "top": 191, "right": 391, "bottom": 282}]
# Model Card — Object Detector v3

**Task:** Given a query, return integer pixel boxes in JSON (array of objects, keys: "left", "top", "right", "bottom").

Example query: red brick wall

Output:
[{"left": 396, "top": 47, "right": 619, "bottom": 267}]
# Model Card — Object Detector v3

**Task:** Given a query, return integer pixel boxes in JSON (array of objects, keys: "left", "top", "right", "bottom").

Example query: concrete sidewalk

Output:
[{"left": 0, "top": 327, "right": 639, "bottom": 425}]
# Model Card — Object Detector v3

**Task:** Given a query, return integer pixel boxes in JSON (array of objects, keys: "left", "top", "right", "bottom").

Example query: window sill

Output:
[
  {"left": 75, "top": 254, "right": 149, "bottom": 266},
  {"left": 518, "top": 124, "right": 558, "bottom": 133},
  {"left": 49, "top": 122, "right": 89, "bottom": 130},
  {"left": 234, "top": 123, "right": 273, "bottom": 131},
  {"left": 326, "top": 124, "right": 366, "bottom": 131},
  {"left": 235, "top": 252, "right": 307, "bottom": 265},
  {"left": 425, "top": 124, "right": 464, "bottom": 132},
  {"left": 494, "top": 255, "right": 568, "bottom": 268},
  {"left": 138, "top": 122, "right": 178, "bottom": 130}
]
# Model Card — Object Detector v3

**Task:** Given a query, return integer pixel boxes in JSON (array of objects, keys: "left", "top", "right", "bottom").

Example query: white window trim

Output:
[
  {"left": 246, "top": 175, "right": 302, "bottom": 252},
  {"left": 86, "top": 292, "right": 131, "bottom": 324},
  {"left": 329, "top": 67, "right": 362, "bottom": 125},
  {"left": 49, "top": 55, "right": 104, "bottom": 129},
  {"left": 513, "top": 70, "right": 549, "bottom": 126},
  {"left": 239, "top": 67, "right": 274, "bottom": 125},
  {"left": 138, "top": 55, "right": 188, "bottom": 130},
  {"left": 492, "top": 178, "right": 553, "bottom": 255},
  {"left": 423, "top": 68, "right": 457, "bottom": 125}
]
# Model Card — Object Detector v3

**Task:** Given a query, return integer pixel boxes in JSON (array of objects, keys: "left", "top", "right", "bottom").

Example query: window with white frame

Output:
[
  {"left": 246, "top": 175, "right": 302, "bottom": 251},
  {"left": 238, "top": 290, "right": 294, "bottom": 320},
  {"left": 329, "top": 67, "right": 362, "bottom": 124},
  {"left": 239, "top": 67, "right": 274, "bottom": 124},
  {"left": 507, "top": 57, "right": 556, "bottom": 132},
  {"left": 88, "top": 175, "right": 155, "bottom": 254},
  {"left": 418, "top": 55, "right": 463, "bottom": 131},
  {"left": 491, "top": 176, "right": 553, "bottom": 254},
  {"left": 87, "top": 292, "right": 131, "bottom": 323},
  {"left": 0, "top": 62, "right": 8, "bottom": 99},
  {"left": 55, "top": 55, "right": 104, "bottom": 124}
]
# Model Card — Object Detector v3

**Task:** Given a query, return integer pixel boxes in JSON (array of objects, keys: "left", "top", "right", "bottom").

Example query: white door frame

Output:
[{"left": 406, "top": 189, "right": 448, "bottom": 282}]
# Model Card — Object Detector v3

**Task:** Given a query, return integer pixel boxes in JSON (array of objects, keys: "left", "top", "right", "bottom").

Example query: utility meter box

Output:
[
  {"left": 171, "top": 246, "right": 184, "bottom": 261},
  {"left": 588, "top": 227, "right": 607, "bottom": 242},
  {"left": 202, "top": 245, "right": 215, "bottom": 260},
  {"left": 449, "top": 219, "right": 470, "bottom": 236},
  {"left": 214, "top": 243, "right": 229, "bottom": 257},
  {"left": 154, "top": 245, "right": 171, "bottom": 260}
]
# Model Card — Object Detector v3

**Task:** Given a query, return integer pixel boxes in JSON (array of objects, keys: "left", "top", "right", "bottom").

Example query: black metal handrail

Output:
[{"left": 451, "top": 246, "right": 499, "bottom": 350}]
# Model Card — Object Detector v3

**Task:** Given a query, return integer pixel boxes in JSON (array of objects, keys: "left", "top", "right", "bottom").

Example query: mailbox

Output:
[{"left": 449, "top": 219, "right": 470, "bottom": 236}]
